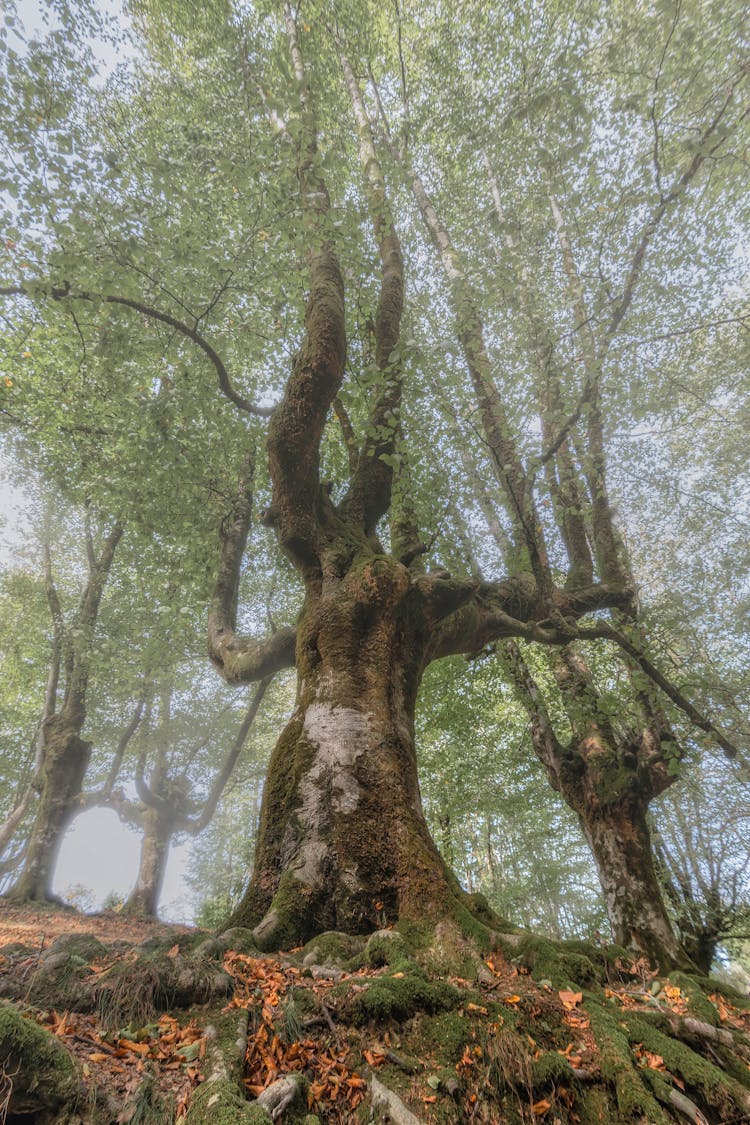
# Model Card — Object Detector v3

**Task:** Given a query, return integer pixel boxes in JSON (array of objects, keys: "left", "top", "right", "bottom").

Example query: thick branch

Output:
[
  {"left": 0, "top": 283, "right": 273, "bottom": 417},
  {"left": 207, "top": 453, "right": 297, "bottom": 683},
  {"left": 574, "top": 622, "right": 747, "bottom": 766},
  {"left": 62, "top": 520, "right": 124, "bottom": 723},
  {"left": 338, "top": 49, "right": 405, "bottom": 533},
  {"left": 265, "top": 6, "right": 346, "bottom": 566},
  {"left": 500, "top": 640, "right": 567, "bottom": 786},
  {"left": 430, "top": 577, "right": 632, "bottom": 660}
]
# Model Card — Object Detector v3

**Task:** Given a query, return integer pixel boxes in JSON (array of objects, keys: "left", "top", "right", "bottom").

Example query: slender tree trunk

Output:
[
  {"left": 5, "top": 715, "right": 91, "bottom": 903},
  {"left": 122, "top": 806, "right": 174, "bottom": 919},
  {"left": 229, "top": 559, "right": 465, "bottom": 949}
]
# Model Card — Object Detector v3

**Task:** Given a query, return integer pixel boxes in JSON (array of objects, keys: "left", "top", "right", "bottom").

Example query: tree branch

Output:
[
  {"left": 183, "top": 677, "right": 270, "bottom": 834},
  {"left": 208, "top": 453, "right": 297, "bottom": 684},
  {"left": 0, "top": 283, "right": 273, "bottom": 418}
]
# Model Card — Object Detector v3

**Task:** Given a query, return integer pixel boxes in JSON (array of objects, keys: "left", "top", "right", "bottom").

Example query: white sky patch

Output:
[{"left": 53, "top": 809, "right": 197, "bottom": 924}]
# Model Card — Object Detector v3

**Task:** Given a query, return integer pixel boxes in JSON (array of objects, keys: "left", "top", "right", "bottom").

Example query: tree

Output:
[
  {"left": 1, "top": 0, "right": 747, "bottom": 963},
  {"left": 1, "top": 499, "right": 122, "bottom": 903},
  {"left": 105, "top": 676, "right": 270, "bottom": 918}
]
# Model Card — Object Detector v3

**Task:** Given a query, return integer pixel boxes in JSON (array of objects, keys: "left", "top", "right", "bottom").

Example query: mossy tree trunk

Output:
[
  {"left": 229, "top": 556, "right": 468, "bottom": 947},
  {"left": 4, "top": 518, "right": 122, "bottom": 905},
  {"left": 6, "top": 715, "right": 92, "bottom": 904},
  {"left": 504, "top": 642, "right": 694, "bottom": 971}
]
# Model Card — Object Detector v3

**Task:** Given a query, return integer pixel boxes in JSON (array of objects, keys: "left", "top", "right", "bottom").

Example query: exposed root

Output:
[{"left": 369, "top": 1073, "right": 423, "bottom": 1124}]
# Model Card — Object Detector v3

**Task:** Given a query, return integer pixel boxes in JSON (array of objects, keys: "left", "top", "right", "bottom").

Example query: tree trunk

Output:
[
  {"left": 5, "top": 715, "right": 91, "bottom": 903},
  {"left": 575, "top": 788, "right": 693, "bottom": 971},
  {"left": 229, "top": 558, "right": 465, "bottom": 949},
  {"left": 122, "top": 806, "right": 174, "bottom": 919}
]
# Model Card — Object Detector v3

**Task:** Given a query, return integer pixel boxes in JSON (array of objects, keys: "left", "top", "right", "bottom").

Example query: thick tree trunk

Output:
[
  {"left": 5, "top": 715, "right": 91, "bottom": 903},
  {"left": 576, "top": 790, "right": 693, "bottom": 971},
  {"left": 122, "top": 806, "right": 174, "bottom": 919},
  {"left": 229, "top": 558, "right": 465, "bottom": 949}
]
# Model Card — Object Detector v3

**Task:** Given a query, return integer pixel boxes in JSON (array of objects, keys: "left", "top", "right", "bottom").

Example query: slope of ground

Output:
[{"left": 1, "top": 902, "right": 749, "bottom": 1124}]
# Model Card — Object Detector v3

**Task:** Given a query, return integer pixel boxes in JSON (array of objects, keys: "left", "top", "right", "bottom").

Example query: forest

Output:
[{"left": 0, "top": 0, "right": 749, "bottom": 1121}]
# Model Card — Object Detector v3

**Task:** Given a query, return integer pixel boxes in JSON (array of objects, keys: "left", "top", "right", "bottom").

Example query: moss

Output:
[
  {"left": 387, "top": 958, "right": 428, "bottom": 979},
  {"left": 0, "top": 1002, "right": 81, "bottom": 1117},
  {"left": 185, "top": 1078, "right": 270, "bottom": 1124},
  {"left": 217, "top": 927, "right": 260, "bottom": 955},
  {"left": 504, "top": 935, "right": 599, "bottom": 989},
  {"left": 347, "top": 973, "right": 460, "bottom": 1025},
  {"left": 44, "top": 932, "right": 108, "bottom": 962},
  {"left": 301, "top": 930, "right": 366, "bottom": 967},
  {"left": 626, "top": 1014, "right": 750, "bottom": 1115},
  {"left": 532, "top": 1050, "right": 573, "bottom": 1087},
  {"left": 585, "top": 999, "right": 667, "bottom": 1121},
  {"left": 94, "top": 951, "right": 232, "bottom": 1028},
  {"left": 577, "top": 1087, "right": 617, "bottom": 1125},
  {"left": 414, "top": 1010, "right": 475, "bottom": 1063},
  {"left": 666, "top": 972, "right": 721, "bottom": 1026},
  {"left": 362, "top": 930, "right": 409, "bottom": 968}
]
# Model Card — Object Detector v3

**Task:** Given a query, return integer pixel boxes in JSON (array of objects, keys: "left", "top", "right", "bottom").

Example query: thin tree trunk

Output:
[{"left": 122, "top": 806, "right": 175, "bottom": 918}]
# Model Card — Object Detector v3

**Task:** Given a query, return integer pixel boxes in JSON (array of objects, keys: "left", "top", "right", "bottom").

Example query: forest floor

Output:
[{"left": 2, "top": 902, "right": 750, "bottom": 1124}]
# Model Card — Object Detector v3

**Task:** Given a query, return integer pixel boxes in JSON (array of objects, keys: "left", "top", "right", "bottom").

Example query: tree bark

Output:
[
  {"left": 5, "top": 715, "right": 92, "bottom": 903},
  {"left": 229, "top": 557, "right": 466, "bottom": 948},
  {"left": 122, "top": 805, "right": 175, "bottom": 918},
  {"left": 576, "top": 788, "right": 691, "bottom": 970}
]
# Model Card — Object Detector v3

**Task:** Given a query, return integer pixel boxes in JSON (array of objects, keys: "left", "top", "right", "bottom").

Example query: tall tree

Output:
[{"left": 0, "top": 0, "right": 746, "bottom": 963}]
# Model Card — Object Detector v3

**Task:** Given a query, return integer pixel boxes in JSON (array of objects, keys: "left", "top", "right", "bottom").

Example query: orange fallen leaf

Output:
[
  {"left": 559, "top": 990, "right": 583, "bottom": 1010},
  {"left": 119, "top": 1038, "right": 150, "bottom": 1056},
  {"left": 166, "top": 944, "right": 180, "bottom": 958},
  {"left": 88, "top": 1052, "right": 110, "bottom": 1063},
  {"left": 505, "top": 994, "right": 521, "bottom": 1004},
  {"left": 533, "top": 1098, "right": 552, "bottom": 1115}
]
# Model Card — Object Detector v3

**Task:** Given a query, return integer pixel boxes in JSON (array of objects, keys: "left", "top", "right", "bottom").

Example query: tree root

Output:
[{"left": 369, "top": 1073, "right": 424, "bottom": 1124}]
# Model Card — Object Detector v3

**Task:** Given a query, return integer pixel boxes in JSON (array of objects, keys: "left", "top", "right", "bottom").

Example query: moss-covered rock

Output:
[
  {"left": 300, "top": 929, "right": 366, "bottom": 967},
  {"left": 502, "top": 935, "right": 601, "bottom": 989},
  {"left": 343, "top": 973, "right": 460, "bottom": 1025},
  {"left": 217, "top": 926, "right": 260, "bottom": 955},
  {"left": 0, "top": 1001, "right": 82, "bottom": 1121},
  {"left": 44, "top": 931, "right": 108, "bottom": 963},
  {"left": 94, "top": 950, "right": 232, "bottom": 1028},
  {"left": 362, "top": 929, "right": 410, "bottom": 968}
]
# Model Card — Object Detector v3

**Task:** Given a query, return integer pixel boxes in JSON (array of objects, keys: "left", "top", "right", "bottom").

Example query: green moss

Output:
[
  {"left": 217, "top": 927, "right": 260, "bottom": 955},
  {"left": 532, "top": 1050, "right": 573, "bottom": 1087},
  {"left": 667, "top": 972, "right": 721, "bottom": 1026},
  {"left": 626, "top": 1014, "right": 750, "bottom": 1115},
  {"left": 45, "top": 932, "right": 108, "bottom": 963},
  {"left": 184, "top": 1078, "right": 270, "bottom": 1124},
  {"left": 504, "top": 935, "right": 599, "bottom": 989},
  {"left": 577, "top": 1087, "right": 617, "bottom": 1125},
  {"left": 363, "top": 930, "right": 409, "bottom": 967},
  {"left": 0, "top": 1002, "right": 81, "bottom": 1117},
  {"left": 585, "top": 999, "right": 667, "bottom": 1121},
  {"left": 347, "top": 973, "right": 460, "bottom": 1024},
  {"left": 301, "top": 930, "right": 366, "bottom": 967},
  {"left": 254, "top": 870, "right": 316, "bottom": 952},
  {"left": 414, "top": 1009, "right": 475, "bottom": 1063}
]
